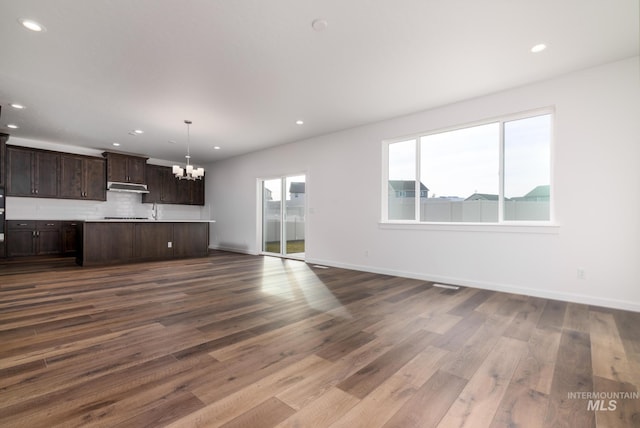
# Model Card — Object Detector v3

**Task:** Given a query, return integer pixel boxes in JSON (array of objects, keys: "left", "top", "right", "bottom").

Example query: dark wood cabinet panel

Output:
[
  {"left": 6, "top": 220, "right": 61, "bottom": 257},
  {"left": 173, "top": 223, "right": 209, "bottom": 258},
  {"left": 79, "top": 221, "right": 208, "bottom": 266},
  {"left": 176, "top": 177, "right": 205, "bottom": 205},
  {"left": 6, "top": 146, "right": 59, "bottom": 198},
  {"left": 175, "top": 178, "right": 191, "bottom": 205},
  {"left": 6, "top": 221, "right": 36, "bottom": 257},
  {"left": 62, "top": 221, "right": 80, "bottom": 255},
  {"left": 37, "top": 221, "right": 62, "bottom": 255},
  {"left": 35, "top": 152, "right": 59, "bottom": 197},
  {"left": 142, "top": 165, "right": 162, "bottom": 203},
  {"left": 103, "top": 152, "right": 147, "bottom": 184},
  {"left": 59, "top": 154, "right": 83, "bottom": 198},
  {"left": 6, "top": 147, "right": 33, "bottom": 196},
  {"left": 80, "top": 222, "right": 134, "bottom": 266},
  {"left": 60, "top": 154, "right": 106, "bottom": 200},
  {"left": 190, "top": 178, "right": 205, "bottom": 206},
  {"left": 85, "top": 157, "right": 107, "bottom": 200},
  {"left": 142, "top": 165, "right": 178, "bottom": 204},
  {"left": 143, "top": 164, "right": 203, "bottom": 205},
  {"left": 107, "top": 153, "right": 128, "bottom": 182},
  {"left": 0, "top": 133, "right": 8, "bottom": 186},
  {"left": 7, "top": 229, "right": 36, "bottom": 257},
  {"left": 127, "top": 157, "right": 146, "bottom": 184},
  {"left": 134, "top": 223, "right": 173, "bottom": 259}
]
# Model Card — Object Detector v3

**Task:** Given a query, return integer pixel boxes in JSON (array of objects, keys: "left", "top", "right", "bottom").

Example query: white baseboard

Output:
[
  {"left": 209, "top": 245, "right": 259, "bottom": 256},
  {"left": 304, "top": 257, "right": 640, "bottom": 313}
]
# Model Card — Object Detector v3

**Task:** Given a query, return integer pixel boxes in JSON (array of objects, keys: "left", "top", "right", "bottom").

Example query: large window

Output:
[{"left": 384, "top": 110, "right": 552, "bottom": 223}]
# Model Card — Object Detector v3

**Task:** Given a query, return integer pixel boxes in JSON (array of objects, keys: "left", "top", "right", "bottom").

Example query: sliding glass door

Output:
[{"left": 261, "top": 174, "right": 305, "bottom": 258}]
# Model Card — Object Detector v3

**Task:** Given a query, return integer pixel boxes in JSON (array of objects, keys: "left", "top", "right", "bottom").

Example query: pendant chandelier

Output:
[{"left": 173, "top": 120, "right": 204, "bottom": 180}]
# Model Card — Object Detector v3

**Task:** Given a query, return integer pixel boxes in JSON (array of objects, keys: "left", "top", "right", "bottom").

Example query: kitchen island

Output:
[{"left": 77, "top": 220, "right": 212, "bottom": 266}]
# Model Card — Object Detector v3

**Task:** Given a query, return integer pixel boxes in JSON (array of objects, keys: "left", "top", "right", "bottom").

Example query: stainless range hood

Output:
[{"left": 107, "top": 181, "right": 149, "bottom": 194}]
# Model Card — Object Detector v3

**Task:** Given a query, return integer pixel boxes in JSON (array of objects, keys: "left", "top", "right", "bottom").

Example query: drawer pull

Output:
[
  {"left": 17, "top": 223, "right": 28, "bottom": 226},
  {"left": 45, "top": 223, "right": 55, "bottom": 226}
]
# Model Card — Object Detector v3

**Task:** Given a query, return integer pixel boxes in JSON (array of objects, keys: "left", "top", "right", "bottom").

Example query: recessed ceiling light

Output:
[
  {"left": 311, "top": 19, "right": 328, "bottom": 32},
  {"left": 19, "top": 18, "right": 45, "bottom": 32},
  {"left": 531, "top": 43, "right": 547, "bottom": 53},
  {"left": 134, "top": 129, "right": 144, "bottom": 134},
  {"left": 213, "top": 146, "right": 221, "bottom": 150},
  {"left": 112, "top": 142, "right": 121, "bottom": 147},
  {"left": 10, "top": 103, "right": 26, "bottom": 109},
  {"left": 7, "top": 124, "right": 19, "bottom": 129},
  {"left": 295, "top": 120, "right": 304, "bottom": 125}
]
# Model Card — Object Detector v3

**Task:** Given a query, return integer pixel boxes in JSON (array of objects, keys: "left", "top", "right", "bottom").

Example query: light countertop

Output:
[{"left": 83, "top": 219, "right": 216, "bottom": 222}]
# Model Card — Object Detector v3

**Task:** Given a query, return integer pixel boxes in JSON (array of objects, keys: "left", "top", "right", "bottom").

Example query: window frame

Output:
[{"left": 381, "top": 107, "right": 555, "bottom": 226}]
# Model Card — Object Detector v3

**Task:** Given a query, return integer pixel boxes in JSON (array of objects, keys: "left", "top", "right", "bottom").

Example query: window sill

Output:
[{"left": 378, "top": 221, "right": 560, "bottom": 234}]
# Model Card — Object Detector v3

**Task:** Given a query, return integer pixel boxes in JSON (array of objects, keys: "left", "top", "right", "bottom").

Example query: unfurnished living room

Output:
[{"left": 1, "top": 1, "right": 639, "bottom": 427}]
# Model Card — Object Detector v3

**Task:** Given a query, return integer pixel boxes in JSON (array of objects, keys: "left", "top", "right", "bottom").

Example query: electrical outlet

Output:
[
  {"left": 167, "top": 241, "right": 172, "bottom": 248},
  {"left": 577, "top": 268, "right": 586, "bottom": 280}
]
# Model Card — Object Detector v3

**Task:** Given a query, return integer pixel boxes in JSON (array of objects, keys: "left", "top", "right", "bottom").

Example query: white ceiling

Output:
[{"left": 0, "top": 0, "right": 638, "bottom": 165}]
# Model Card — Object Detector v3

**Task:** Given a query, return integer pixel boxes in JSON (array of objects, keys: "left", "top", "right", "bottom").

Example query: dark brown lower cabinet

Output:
[
  {"left": 79, "top": 221, "right": 209, "bottom": 266},
  {"left": 6, "top": 221, "right": 35, "bottom": 257},
  {"left": 7, "top": 220, "right": 62, "bottom": 257},
  {"left": 38, "top": 222, "right": 62, "bottom": 255},
  {"left": 62, "top": 221, "right": 80, "bottom": 255},
  {"left": 79, "top": 223, "right": 134, "bottom": 266},
  {"left": 134, "top": 223, "right": 173, "bottom": 259},
  {"left": 173, "top": 222, "right": 209, "bottom": 258}
]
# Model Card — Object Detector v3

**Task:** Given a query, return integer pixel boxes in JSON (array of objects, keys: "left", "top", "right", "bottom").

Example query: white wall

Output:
[
  {"left": 5, "top": 137, "right": 208, "bottom": 221},
  {"left": 207, "top": 57, "right": 640, "bottom": 311}
]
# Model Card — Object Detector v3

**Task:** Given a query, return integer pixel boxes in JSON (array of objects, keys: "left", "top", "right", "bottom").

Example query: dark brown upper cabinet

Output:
[
  {"left": 0, "top": 133, "right": 8, "bottom": 187},
  {"left": 143, "top": 164, "right": 204, "bottom": 205},
  {"left": 142, "top": 164, "right": 177, "bottom": 204},
  {"left": 103, "top": 152, "right": 147, "bottom": 184},
  {"left": 175, "top": 174, "right": 205, "bottom": 206},
  {"left": 190, "top": 176, "right": 205, "bottom": 206},
  {"left": 60, "top": 154, "right": 106, "bottom": 201},
  {"left": 6, "top": 146, "right": 59, "bottom": 198}
]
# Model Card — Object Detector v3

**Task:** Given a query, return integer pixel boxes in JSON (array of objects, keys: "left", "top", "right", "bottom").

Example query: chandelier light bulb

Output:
[{"left": 173, "top": 120, "right": 204, "bottom": 180}]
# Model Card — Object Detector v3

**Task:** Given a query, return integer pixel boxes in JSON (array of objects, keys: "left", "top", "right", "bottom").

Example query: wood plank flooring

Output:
[{"left": 1, "top": 251, "right": 639, "bottom": 427}]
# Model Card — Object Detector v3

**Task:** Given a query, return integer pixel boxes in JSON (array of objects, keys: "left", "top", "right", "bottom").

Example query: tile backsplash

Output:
[{"left": 6, "top": 192, "right": 208, "bottom": 221}]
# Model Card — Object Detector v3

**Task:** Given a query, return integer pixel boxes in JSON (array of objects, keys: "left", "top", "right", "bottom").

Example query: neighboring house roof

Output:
[
  {"left": 289, "top": 182, "right": 305, "bottom": 194},
  {"left": 510, "top": 184, "right": 550, "bottom": 201},
  {"left": 524, "top": 184, "right": 550, "bottom": 199},
  {"left": 465, "top": 193, "right": 499, "bottom": 201},
  {"left": 388, "top": 180, "right": 428, "bottom": 192}
]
